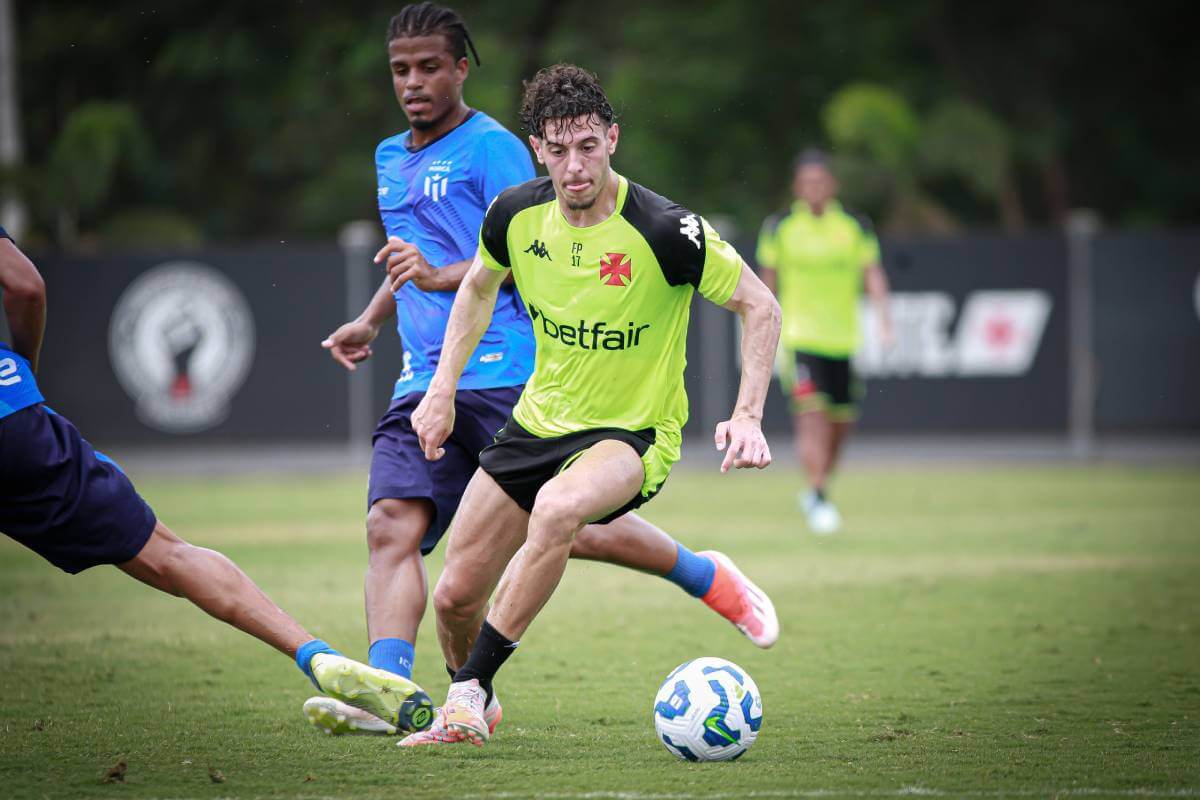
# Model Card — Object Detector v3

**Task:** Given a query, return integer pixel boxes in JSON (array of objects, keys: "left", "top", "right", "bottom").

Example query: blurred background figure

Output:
[{"left": 757, "top": 148, "right": 892, "bottom": 535}]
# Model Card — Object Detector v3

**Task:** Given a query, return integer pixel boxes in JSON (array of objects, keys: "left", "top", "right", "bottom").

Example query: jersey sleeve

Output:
[
  {"left": 0, "top": 224, "right": 11, "bottom": 242},
  {"left": 755, "top": 213, "right": 784, "bottom": 271},
  {"left": 478, "top": 177, "right": 555, "bottom": 272},
  {"left": 478, "top": 195, "right": 511, "bottom": 272},
  {"left": 697, "top": 217, "right": 744, "bottom": 305},
  {"left": 478, "top": 131, "right": 537, "bottom": 208}
]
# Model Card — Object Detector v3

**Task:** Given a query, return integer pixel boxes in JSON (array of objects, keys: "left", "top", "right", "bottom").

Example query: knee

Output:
[
  {"left": 433, "top": 571, "right": 484, "bottom": 624},
  {"left": 528, "top": 490, "right": 585, "bottom": 545},
  {"left": 366, "top": 500, "right": 426, "bottom": 560}
]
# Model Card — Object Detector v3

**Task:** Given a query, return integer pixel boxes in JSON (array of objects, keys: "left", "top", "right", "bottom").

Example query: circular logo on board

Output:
[
  {"left": 1194, "top": 270, "right": 1200, "bottom": 323},
  {"left": 109, "top": 262, "right": 255, "bottom": 433}
]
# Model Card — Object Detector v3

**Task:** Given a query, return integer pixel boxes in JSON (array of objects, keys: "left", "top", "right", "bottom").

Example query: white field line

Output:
[
  {"left": 461, "top": 790, "right": 1200, "bottom": 800},
  {"left": 166, "top": 790, "right": 1200, "bottom": 800}
]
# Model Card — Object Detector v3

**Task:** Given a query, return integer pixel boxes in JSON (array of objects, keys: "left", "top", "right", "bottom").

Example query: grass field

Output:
[{"left": 1, "top": 463, "right": 1198, "bottom": 799}]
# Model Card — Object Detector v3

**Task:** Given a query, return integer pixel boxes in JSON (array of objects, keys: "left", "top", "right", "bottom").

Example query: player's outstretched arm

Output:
[
  {"left": 321, "top": 275, "right": 396, "bottom": 371},
  {"left": 865, "top": 261, "right": 893, "bottom": 348},
  {"left": 411, "top": 254, "right": 507, "bottom": 460},
  {"left": 715, "top": 262, "right": 782, "bottom": 473},
  {"left": 0, "top": 236, "right": 47, "bottom": 372}
]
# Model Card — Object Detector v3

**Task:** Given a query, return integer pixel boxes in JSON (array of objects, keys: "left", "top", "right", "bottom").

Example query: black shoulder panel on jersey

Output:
[
  {"left": 842, "top": 206, "right": 876, "bottom": 237},
  {"left": 621, "top": 180, "right": 707, "bottom": 288},
  {"left": 479, "top": 176, "right": 556, "bottom": 268}
]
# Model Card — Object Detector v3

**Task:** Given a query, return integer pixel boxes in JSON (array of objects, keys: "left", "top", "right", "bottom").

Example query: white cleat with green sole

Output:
[{"left": 303, "top": 696, "right": 398, "bottom": 735}]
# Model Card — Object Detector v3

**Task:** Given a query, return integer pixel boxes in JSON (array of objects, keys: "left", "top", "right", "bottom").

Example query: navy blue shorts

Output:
[
  {"left": 368, "top": 386, "right": 522, "bottom": 556},
  {"left": 0, "top": 406, "right": 156, "bottom": 574}
]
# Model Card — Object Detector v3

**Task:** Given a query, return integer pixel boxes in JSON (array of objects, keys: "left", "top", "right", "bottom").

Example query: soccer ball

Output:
[{"left": 652, "top": 657, "right": 763, "bottom": 761}]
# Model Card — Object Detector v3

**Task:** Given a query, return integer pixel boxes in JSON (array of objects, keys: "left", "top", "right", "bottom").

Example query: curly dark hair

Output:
[
  {"left": 387, "top": 3, "right": 480, "bottom": 66},
  {"left": 519, "top": 63, "right": 615, "bottom": 139}
]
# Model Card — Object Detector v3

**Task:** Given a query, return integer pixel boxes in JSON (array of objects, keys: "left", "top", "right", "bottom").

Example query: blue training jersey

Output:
[
  {"left": 376, "top": 110, "right": 536, "bottom": 398},
  {"left": 0, "top": 227, "right": 44, "bottom": 419},
  {"left": 0, "top": 344, "right": 43, "bottom": 419}
]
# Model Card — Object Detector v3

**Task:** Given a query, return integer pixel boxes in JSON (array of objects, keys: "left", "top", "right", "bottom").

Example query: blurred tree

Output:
[
  {"left": 823, "top": 84, "right": 956, "bottom": 233},
  {"left": 8, "top": 0, "right": 1197, "bottom": 246},
  {"left": 44, "top": 101, "right": 151, "bottom": 245},
  {"left": 919, "top": 101, "right": 1021, "bottom": 230}
]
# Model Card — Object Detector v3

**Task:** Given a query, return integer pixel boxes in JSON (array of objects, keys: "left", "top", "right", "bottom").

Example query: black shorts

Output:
[
  {"left": 0, "top": 405, "right": 156, "bottom": 574},
  {"left": 791, "top": 351, "right": 861, "bottom": 420},
  {"left": 479, "top": 417, "right": 659, "bottom": 525}
]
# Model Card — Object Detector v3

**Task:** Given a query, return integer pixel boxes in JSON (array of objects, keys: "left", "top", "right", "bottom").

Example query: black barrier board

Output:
[
  {"left": 1093, "top": 232, "right": 1200, "bottom": 431},
  {"left": 753, "top": 235, "right": 1070, "bottom": 432},
  {"left": 25, "top": 246, "right": 350, "bottom": 445}
]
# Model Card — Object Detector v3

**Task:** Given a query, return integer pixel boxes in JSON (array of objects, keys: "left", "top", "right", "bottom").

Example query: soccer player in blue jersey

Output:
[
  {"left": 0, "top": 227, "right": 435, "bottom": 734},
  {"left": 312, "top": 3, "right": 778, "bottom": 737}
]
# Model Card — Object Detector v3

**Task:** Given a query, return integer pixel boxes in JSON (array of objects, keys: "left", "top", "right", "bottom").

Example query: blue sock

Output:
[
  {"left": 664, "top": 543, "right": 716, "bottom": 598},
  {"left": 368, "top": 638, "right": 415, "bottom": 680},
  {"left": 295, "top": 639, "right": 341, "bottom": 689}
]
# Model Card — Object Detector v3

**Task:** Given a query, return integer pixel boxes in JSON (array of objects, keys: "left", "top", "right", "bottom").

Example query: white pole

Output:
[
  {"left": 1066, "top": 209, "right": 1100, "bottom": 459},
  {"left": 338, "top": 220, "right": 380, "bottom": 455},
  {"left": 0, "top": 0, "right": 28, "bottom": 236}
]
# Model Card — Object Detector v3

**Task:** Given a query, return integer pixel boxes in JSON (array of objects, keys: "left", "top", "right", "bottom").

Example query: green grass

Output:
[{"left": 1, "top": 464, "right": 1198, "bottom": 799}]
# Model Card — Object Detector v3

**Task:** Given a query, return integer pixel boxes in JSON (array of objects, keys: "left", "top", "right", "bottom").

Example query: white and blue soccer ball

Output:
[{"left": 652, "top": 656, "right": 763, "bottom": 762}]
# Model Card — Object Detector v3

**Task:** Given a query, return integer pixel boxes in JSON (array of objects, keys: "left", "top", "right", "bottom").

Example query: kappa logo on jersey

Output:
[
  {"left": 424, "top": 160, "right": 452, "bottom": 202},
  {"left": 600, "top": 252, "right": 632, "bottom": 286},
  {"left": 527, "top": 304, "right": 650, "bottom": 350},
  {"left": 679, "top": 213, "right": 702, "bottom": 250},
  {"left": 524, "top": 239, "right": 551, "bottom": 260}
]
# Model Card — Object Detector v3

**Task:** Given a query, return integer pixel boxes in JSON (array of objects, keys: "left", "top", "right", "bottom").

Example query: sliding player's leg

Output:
[{"left": 0, "top": 403, "right": 434, "bottom": 732}]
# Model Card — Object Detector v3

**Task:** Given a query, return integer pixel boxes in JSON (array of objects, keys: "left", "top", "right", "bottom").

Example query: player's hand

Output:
[
  {"left": 376, "top": 236, "right": 443, "bottom": 293},
  {"left": 321, "top": 319, "right": 379, "bottom": 371},
  {"left": 411, "top": 390, "right": 455, "bottom": 461},
  {"left": 714, "top": 414, "right": 772, "bottom": 473},
  {"left": 879, "top": 318, "right": 896, "bottom": 350}
]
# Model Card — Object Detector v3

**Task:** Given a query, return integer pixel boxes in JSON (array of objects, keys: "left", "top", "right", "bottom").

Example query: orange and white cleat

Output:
[
  {"left": 398, "top": 690, "right": 503, "bottom": 747},
  {"left": 697, "top": 550, "right": 780, "bottom": 648},
  {"left": 399, "top": 678, "right": 490, "bottom": 747}
]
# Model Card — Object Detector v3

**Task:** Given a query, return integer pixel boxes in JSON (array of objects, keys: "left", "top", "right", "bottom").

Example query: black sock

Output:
[
  {"left": 446, "top": 663, "right": 457, "bottom": 680},
  {"left": 814, "top": 487, "right": 827, "bottom": 503},
  {"left": 453, "top": 620, "right": 518, "bottom": 702}
]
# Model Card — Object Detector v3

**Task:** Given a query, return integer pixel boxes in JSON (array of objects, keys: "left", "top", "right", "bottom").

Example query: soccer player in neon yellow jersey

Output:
[
  {"left": 757, "top": 148, "right": 893, "bottom": 535},
  {"left": 397, "top": 63, "right": 782, "bottom": 747}
]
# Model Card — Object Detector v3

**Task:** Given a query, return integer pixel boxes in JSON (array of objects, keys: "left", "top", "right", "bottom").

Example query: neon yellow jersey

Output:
[
  {"left": 479, "top": 173, "right": 744, "bottom": 495},
  {"left": 756, "top": 200, "right": 880, "bottom": 357}
]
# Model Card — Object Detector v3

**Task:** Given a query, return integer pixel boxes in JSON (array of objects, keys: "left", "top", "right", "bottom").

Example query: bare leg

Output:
[
  {"left": 797, "top": 409, "right": 834, "bottom": 492},
  {"left": 489, "top": 440, "right": 644, "bottom": 640},
  {"left": 433, "top": 470, "right": 530, "bottom": 671},
  {"left": 118, "top": 521, "right": 311, "bottom": 657},
  {"left": 828, "top": 419, "right": 853, "bottom": 478},
  {"left": 569, "top": 512, "right": 677, "bottom": 575},
  {"left": 364, "top": 498, "right": 433, "bottom": 645}
]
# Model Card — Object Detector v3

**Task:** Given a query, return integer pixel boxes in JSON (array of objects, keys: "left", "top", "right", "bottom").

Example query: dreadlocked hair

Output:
[
  {"left": 387, "top": 3, "right": 480, "bottom": 66},
  {"left": 520, "top": 63, "right": 615, "bottom": 139}
]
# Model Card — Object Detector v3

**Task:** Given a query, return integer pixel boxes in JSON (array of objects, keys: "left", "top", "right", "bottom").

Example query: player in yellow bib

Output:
[
  {"left": 400, "top": 64, "right": 782, "bottom": 748},
  {"left": 757, "top": 148, "right": 893, "bottom": 534}
]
